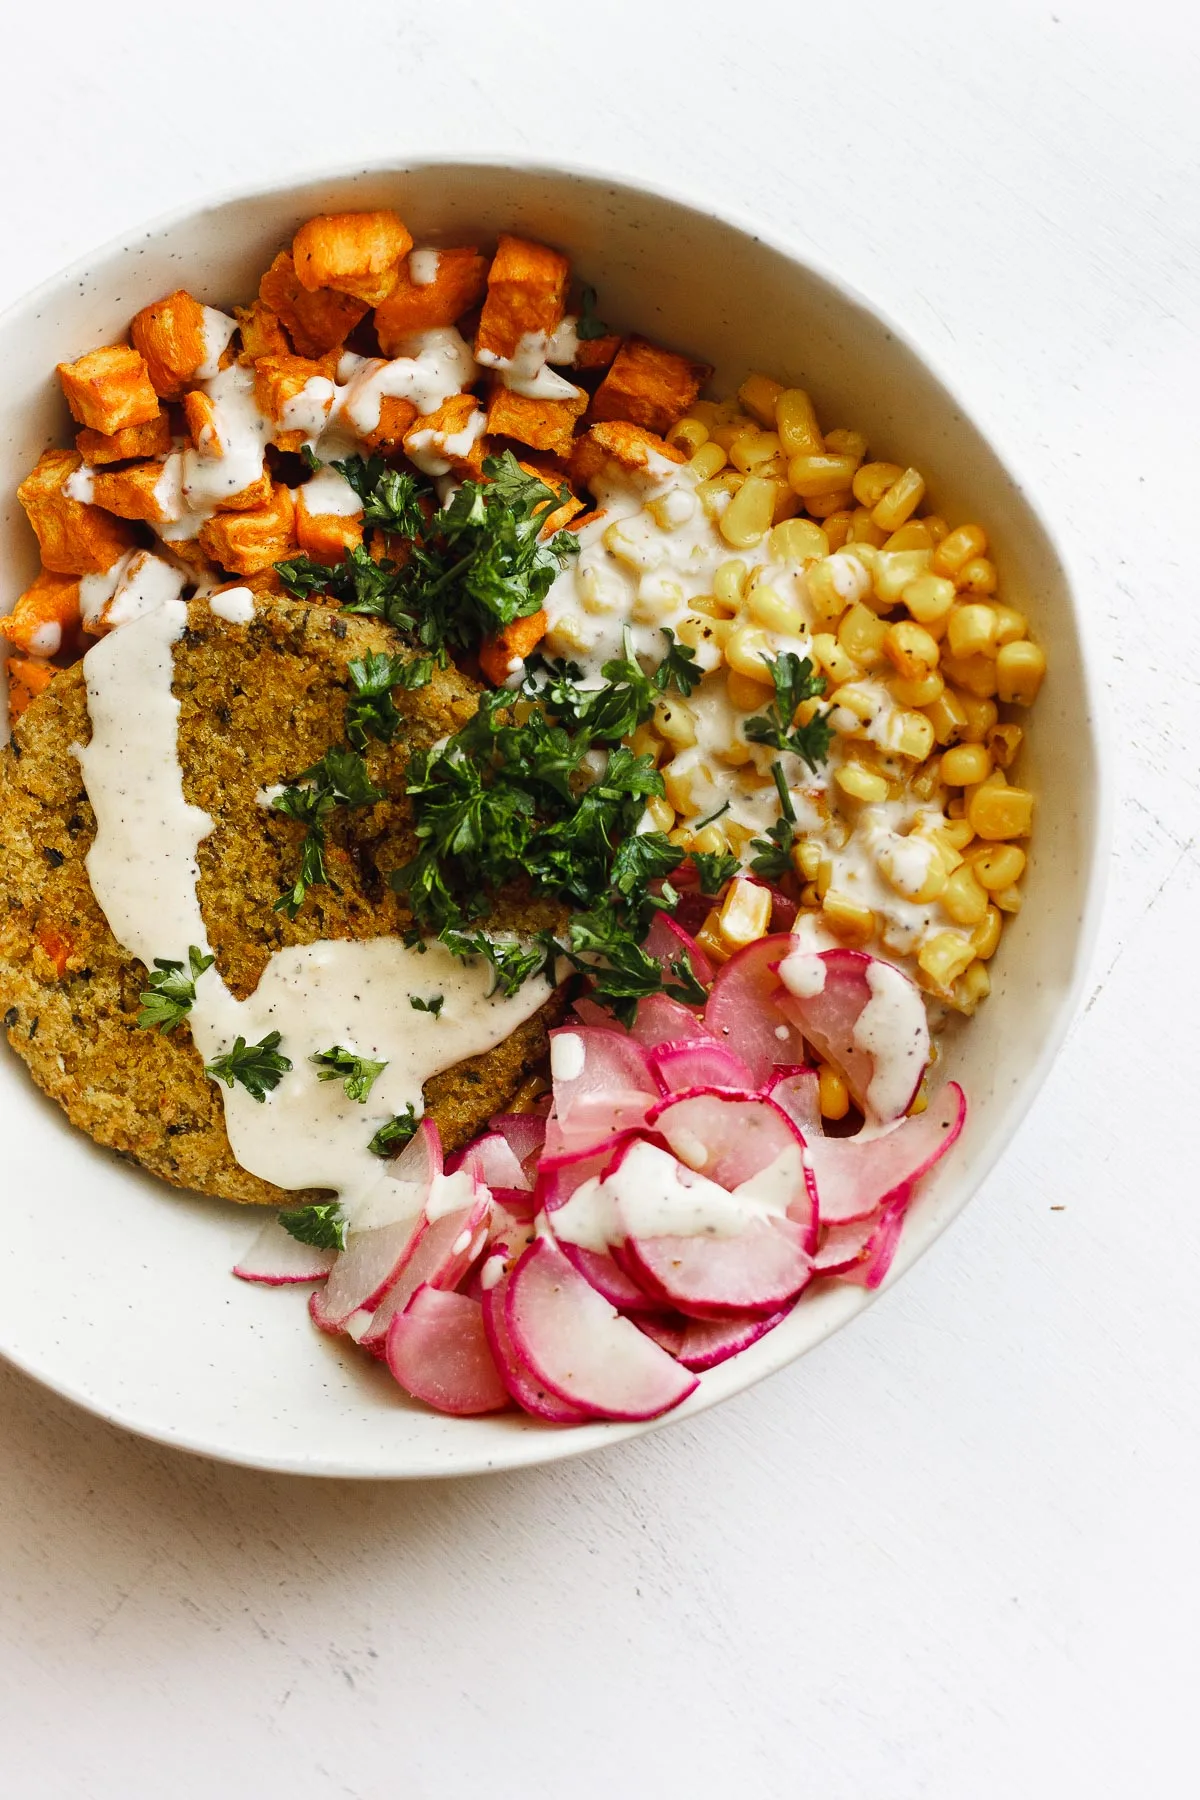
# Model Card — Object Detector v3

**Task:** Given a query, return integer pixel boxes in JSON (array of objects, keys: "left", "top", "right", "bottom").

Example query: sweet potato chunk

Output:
[
  {"left": 478, "top": 609, "right": 549, "bottom": 687},
  {"left": 17, "top": 450, "right": 135, "bottom": 575},
  {"left": 199, "top": 483, "right": 296, "bottom": 575},
  {"left": 486, "top": 381, "right": 586, "bottom": 458},
  {"left": 569, "top": 421, "right": 685, "bottom": 495},
  {"left": 374, "top": 248, "right": 490, "bottom": 354},
  {"left": 130, "top": 290, "right": 210, "bottom": 399},
  {"left": 292, "top": 210, "right": 413, "bottom": 307},
  {"left": 234, "top": 300, "right": 291, "bottom": 363},
  {"left": 402, "top": 393, "right": 488, "bottom": 479},
  {"left": 295, "top": 487, "right": 364, "bottom": 563},
  {"left": 590, "top": 336, "right": 711, "bottom": 436},
  {"left": 571, "top": 332, "right": 622, "bottom": 373},
  {"left": 75, "top": 414, "right": 172, "bottom": 466},
  {"left": 516, "top": 457, "right": 586, "bottom": 538},
  {"left": 0, "top": 570, "right": 82, "bottom": 657},
  {"left": 6, "top": 655, "right": 56, "bottom": 719},
  {"left": 91, "top": 460, "right": 175, "bottom": 525},
  {"left": 259, "top": 252, "right": 367, "bottom": 359},
  {"left": 252, "top": 353, "right": 336, "bottom": 450},
  {"left": 361, "top": 394, "right": 420, "bottom": 456},
  {"left": 57, "top": 345, "right": 161, "bottom": 435},
  {"left": 476, "top": 235, "right": 570, "bottom": 362}
]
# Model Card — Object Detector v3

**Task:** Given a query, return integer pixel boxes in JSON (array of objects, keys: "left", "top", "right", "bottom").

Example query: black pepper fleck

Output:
[
  {"left": 3, "top": 1007, "right": 17, "bottom": 1030},
  {"left": 42, "top": 847, "right": 65, "bottom": 868}
]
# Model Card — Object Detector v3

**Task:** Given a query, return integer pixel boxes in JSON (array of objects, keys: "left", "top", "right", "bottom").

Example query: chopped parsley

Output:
[
  {"left": 409, "top": 993, "right": 444, "bottom": 1017},
  {"left": 136, "top": 944, "right": 214, "bottom": 1032},
  {"left": 345, "top": 650, "right": 433, "bottom": 750},
  {"left": 691, "top": 850, "right": 741, "bottom": 895},
  {"left": 331, "top": 454, "right": 427, "bottom": 537},
  {"left": 310, "top": 1045, "right": 387, "bottom": 1103},
  {"left": 368, "top": 1105, "right": 419, "bottom": 1158},
  {"left": 742, "top": 651, "right": 832, "bottom": 773},
  {"left": 749, "top": 763, "right": 799, "bottom": 882},
  {"left": 576, "top": 285, "right": 609, "bottom": 342},
  {"left": 205, "top": 1031, "right": 292, "bottom": 1103},
  {"left": 440, "top": 930, "right": 548, "bottom": 998},
  {"left": 271, "top": 747, "right": 385, "bottom": 918},
  {"left": 278, "top": 1201, "right": 347, "bottom": 1251}
]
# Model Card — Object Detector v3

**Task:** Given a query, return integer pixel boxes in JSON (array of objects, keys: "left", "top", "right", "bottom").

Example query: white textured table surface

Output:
[{"left": 1, "top": 2, "right": 1196, "bottom": 1794}]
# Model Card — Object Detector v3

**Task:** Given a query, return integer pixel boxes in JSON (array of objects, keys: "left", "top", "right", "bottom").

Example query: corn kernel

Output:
[
  {"left": 799, "top": 882, "right": 820, "bottom": 908},
  {"left": 947, "top": 602, "right": 998, "bottom": 660},
  {"left": 710, "top": 412, "right": 755, "bottom": 451},
  {"left": 986, "top": 722, "right": 1023, "bottom": 769},
  {"left": 884, "top": 520, "right": 933, "bottom": 552},
  {"left": 918, "top": 930, "right": 975, "bottom": 989},
  {"left": 971, "top": 906, "right": 1002, "bottom": 959},
  {"left": 957, "top": 555, "right": 998, "bottom": 595},
  {"left": 907, "top": 1084, "right": 929, "bottom": 1116},
  {"left": 738, "top": 372, "right": 784, "bottom": 428},
  {"left": 630, "top": 721, "right": 663, "bottom": 765},
  {"left": 877, "top": 833, "right": 947, "bottom": 903},
  {"left": 775, "top": 388, "right": 824, "bottom": 456},
  {"left": 829, "top": 682, "right": 880, "bottom": 725},
  {"left": 719, "top": 876, "right": 773, "bottom": 950},
  {"left": 689, "top": 442, "right": 728, "bottom": 480},
  {"left": 940, "top": 863, "right": 989, "bottom": 925},
  {"left": 793, "top": 837, "right": 823, "bottom": 881},
  {"left": 667, "top": 416, "right": 709, "bottom": 456},
  {"left": 730, "top": 428, "right": 784, "bottom": 473},
  {"left": 848, "top": 507, "right": 888, "bottom": 547},
  {"left": 698, "top": 471, "right": 746, "bottom": 519},
  {"left": 970, "top": 843, "right": 1026, "bottom": 889},
  {"left": 939, "top": 818, "right": 975, "bottom": 852},
  {"left": 891, "top": 670, "right": 944, "bottom": 707},
  {"left": 654, "top": 695, "right": 697, "bottom": 748},
  {"left": 953, "top": 960, "right": 992, "bottom": 1014},
  {"left": 822, "top": 888, "right": 876, "bottom": 946},
  {"left": 941, "top": 651, "right": 998, "bottom": 699},
  {"left": 719, "top": 474, "right": 775, "bottom": 547},
  {"left": 695, "top": 914, "right": 733, "bottom": 967},
  {"left": 816, "top": 856, "right": 834, "bottom": 900},
  {"left": 835, "top": 761, "right": 890, "bottom": 804},
  {"left": 603, "top": 519, "right": 658, "bottom": 571},
  {"left": 662, "top": 747, "right": 721, "bottom": 817},
  {"left": 667, "top": 826, "right": 693, "bottom": 849},
  {"left": 900, "top": 574, "right": 957, "bottom": 628},
  {"left": 689, "top": 592, "right": 737, "bottom": 622},
  {"left": 873, "top": 548, "right": 934, "bottom": 605},
  {"left": 940, "top": 742, "right": 992, "bottom": 786},
  {"left": 804, "top": 488, "right": 854, "bottom": 519},
  {"left": 872, "top": 467, "right": 926, "bottom": 532},
  {"left": 714, "top": 559, "right": 749, "bottom": 608},
  {"left": 823, "top": 510, "right": 853, "bottom": 551},
  {"left": 811, "top": 632, "right": 858, "bottom": 684},
  {"left": 724, "top": 820, "right": 757, "bottom": 854},
  {"left": 818, "top": 1064, "right": 850, "bottom": 1120},
  {"left": 991, "top": 603, "right": 1028, "bottom": 646},
  {"left": 769, "top": 518, "right": 829, "bottom": 563},
  {"left": 884, "top": 620, "right": 940, "bottom": 680},
  {"left": 643, "top": 794, "right": 676, "bottom": 833},
  {"left": 726, "top": 667, "right": 774, "bottom": 708},
  {"left": 691, "top": 822, "right": 728, "bottom": 855},
  {"left": 996, "top": 639, "right": 1046, "bottom": 705},
  {"left": 630, "top": 572, "right": 683, "bottom": 622},
  {"left": 805, "top": 558, "right": 856, "bottom": 623},
  {"left": 787, "top": 453, "right": 859, "bottom": 498},
  {"left": 967, "top": 783, "right": 1034, "bottom": 841},
  {"left": 747, "top": 583, "right": 806, "bottom": 636},
  {"left": 725, "top": 620, "right": 774, "bottom": 680},
  {"left": 922, "top": 515, "right": 949, "bottom": 545},
  {"left": 882, "top": 709, "right": 936, "bottom": 762},
  {"left": 838, "top": 601, "right": 889, "bottom": 667},
  {"left": 689, "top": 400, "right": 723, "bottom": 429},
  {"left": 823, "top": 428, "right": 867, "bottom": 462},
  {"left": 770, "top": 481, "right": 800, "bottom": 524},
  {"left": 955, "top": 692, "right": 998, "bottom": 742},
  {"left": 923, "top": 687, "right": 969, "bottom": 745},
  {"left": 932, "top": 523, "right": 987, "bottom": 577},
  {"left": 852, "top": 461, "right": 903, "bottom": 509}
]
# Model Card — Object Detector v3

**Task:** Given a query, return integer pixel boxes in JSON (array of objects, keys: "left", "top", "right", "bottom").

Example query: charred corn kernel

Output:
[
  {"left": 630, "top": 722, "right": 663, "bottom": 765},
  {"left": 877, "top": 834, "right": 947, "bottom": 903},
  {"left": 986, "top": 722, "right": 1024, "bottom": 769},
  {"left": 955, "top": 692, "right": 998, "bottom": 742},
  {"left": 953, "top": 961, "right": 992, "bottom": 1014},
  {"left": 891, "top": 670, "right": 944, "bottom": 707},
  {"left": 818, "top": 1064, "right": 850, "bottom": 1120},
  {"left": 720, "top": 474, "right": 775, "bottom": 547},
  {"left": 823, "top": 428, "right": 867, "bottom": 463},
  {"left": 942, "top": 651, "right": 998, "bottom": 698},
  {"left": 940, "top": 818, "right": 976, "bottom": 852},
  {"left": 787, "top": 453, "right": 859, "bottom": 498},
  {"left": 970, "top": 843, "right": 1026, "bottom": 889},
  {"left": 968, "top": 783, "right": 1034, "bottom": 841},
  {"left": 991, "top": 603, "right": 1028, "bottom": 646},
  {"left": 872, "top": 467, "right": 926, "bottom": 531},
  {"left": 775, "top": 388, "right": 824, "bottom": 456},
  {"left": 940, "top": 864, "right": 990, "bottom": 926},
  {"left": 838, "top": 601, "right": 889, "bottom": 667},
  {"left": 822, "top": 889, "right": 876, "bottom": 947},
  {"left": 731, "top": 428, "right": 784, "bottom": 473},
  {"left": 823, "top": 510, "right": 853, "bottom": 551},
  {"left": 719, "top": 876, "right": 773, "bottom": 949},
  {"left": 992, "top": 883, "right": 1023, "bottom": 914},
  {"left": 883, "top": 709, "right": 936, "bottom": 761},
  {"left": 947, "top": 603, "right": 998, "bottom": 660},
  {"left": 662, "top": 747, "right": 721, "bottom": 817},
  {"left": 737, "top": 372, "right": 784, "bottom": 428},
  {"left": 828, "top": 682, "right": 879, "bottom": 724},
  {"left": 848, "top": 507, "right": 888, "bottom": 546},
  {"left": 996, "top": 639, "right": 1046, "bottom": 704},
  {"left": 654, "top": 695, "right": 697, "bottom": 748},
  {"left": 909, "top": 764, "right": 940, "bottom": 802},
  {"left": 667, "top": 416, "right": 709, "bottom": 456},
  {"left": 690, "top": 592, "right": 737, "bottom": 622},
  {"left": 692, "top": 822, "right": 728, "bottom": 855},
  {"left": 923, "top": 515, "right": 949, "bottom": 545},
  {"left": 884, "top": 620, "right": 940, "bottom": 680},
  {"left": 793, "top": 837, "right": 823, "bottom": 881},
  {"left": 698, "top": 472, "right": 746, "bottom": 519},
  {"left": 940, "top": 742, "right": 992, "bottom": 785},
  {"left": 769, "top": 517, "right": 829, "bottom": 563},
  {"left": 923, "top": 687, "right": 969, "bottom": 745},
  {"left": 690, "top": 441, "right": 728, "bottom": 480},
  {"left": 631, "top": 573, "right": 684, "bottom": 622},
  {"left": 918, "top": 931, "right": 975, "bottom": 989},
  {"left": 932, "top": 523, "right": 987, "bottom": 577},
  {"left": 675, "top": 614, "right": 729, "bottom": 673},
  {"left": 726, "top": 667, "right": 775, "bottom": 707},
  {"left": 971, "top": 906, "right": 1002, "bottom": 959},
  {"left": 835, "top": 761, "right": 890, "bottom": 804},
  {"left": 711, "top": 412, "right": 756, "bottom": 451},
  {"left": 747, "top": 583, "right": 806, "bottom": 635},
  {"left": 668, "top": 826, "right": 693, "bottom": 849},
  {"left": 852, "top": 461, "right": 903, "bottom": 509},
  {"left": 725, "top": 619, "right": 774, "bottom": 678},
  {"left": 643, "top": 794, "right": 676, "bottom": 833},
  {"left": 884, "top": 520, "right": 933, "bottom": 552},
  {"left": 957, "top": 556, "right": 998, "bottom": 595},
  {"left": 873, "top": 548, "right": 934, "bottom": 605},
  {"left": 812, "top": 632, "right": 859, "bottom": 684},
  {"left": 714, "top": 559, "right": 749, "bottom": 609},
  {"left": 901, "top": 573, "right": 957, "bottom": 626}
]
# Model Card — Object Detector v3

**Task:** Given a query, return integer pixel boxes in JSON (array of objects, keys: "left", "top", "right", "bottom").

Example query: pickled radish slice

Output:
[
  {"left": 644, "top": 912, "right": 715, "bottom": 988},
  {"left": 385, "top": 1286, "right": 511, "bottom": 1415},
  {"left": 649, "top": 1039, "right": 757, "bottom": 1094},
  {"left": 488, "top": 1112, "right": 547, "bottom": 1174},
  {"left": 481, "top": 1271, "right": 592, "bottom": 1422},
  {"left": 549, "top": 1025, "right": 658, "bottom": 1150},
  {"left": 647, "top": 1087, "right": 806, "bottom": 1190},
  {"left": 233, "top": 1219, "right": 335, "bottom": 1284},
  {"left": 361, "top": 1182, "right": 492, "bottom": 1345},
  {"left": 803, "top": 1082, "right": 965, "bottom": 1223},
  {"left": 776, "top": 947, "right": 929, "bottom": 1124},
  {"left": 618, "top": 1216, "right": 812, "bottom": 1318},
  {"left": 630, "top": 992, "right": 713, "bottom": 1050},
  {"left": 765, "top": 1067, "right": 823, "bottom": 1135},
  {"left": 703, "top": 934, "right": 808, "bottom": 1083},
  {"left": 677, "top": 1307, "right": 791, "bottom": 1371}
]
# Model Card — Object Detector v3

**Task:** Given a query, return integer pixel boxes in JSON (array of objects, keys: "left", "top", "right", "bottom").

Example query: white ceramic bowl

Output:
[{"left": 0, "top": 160, "right": 1106, "bottom": 1478}]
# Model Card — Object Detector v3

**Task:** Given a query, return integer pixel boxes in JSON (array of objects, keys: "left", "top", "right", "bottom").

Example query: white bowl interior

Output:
[{"left": 0, "top": 162, "right": 1102, "bottom": 1476}]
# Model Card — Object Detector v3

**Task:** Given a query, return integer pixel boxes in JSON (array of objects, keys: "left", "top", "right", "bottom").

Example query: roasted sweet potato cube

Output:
[
  {"left": 295, "top": 486, "right": 365, "bottom": 563},
  {"left": 571, "top": 332, "right": 622, "bottom": 373},
  {"left": 75, "top": 413, "right": 172, "bottom": 466},
  {"left": 476, "top": 235, "right": 570, "bottom": 362},
  {"left": 234, "top": 299, "right": 291, "bottom": 363},
  {"left": 402, "top": 393, "right": 488, "bottom": 479},
  {"left": 569, "top": 421, "right": 685, "bottom": 495},
  {"left": 6, "top": 655, "right": 56, "bottom": 719},
  {"left": 199, "top": 483, "right": 296, "bottom": 575},
  {"left": 486, "top": 382, "right": 586, "bottom": 458},
  {"left": 252, "top": 352, "right": 336, "bottom": 450},
  {"left": 91, "top": 460, "right": 175, "bottom": 525},
  {"left": 478, "top": 609, "right": 550, "bottom": 686},
  {"left": 130, "top": 290, "right": 210, "bottom": 399},
  {"left": 259, "top": 252, "right": 367, "bottom": 359},
  {"left": 57, "top": 344, "right": 161, "bottom": 435},
  {"left": 17, "top": 449, "right": 135, "bottom": 575},
  {"left": 373, "top": 247, "right": 490, "bottom": 354},
  {"left": 0, "top": 570, "right": 82, "bottom": 657},
  {"left": 361, "top": 394, "right": 420, "bottom": 456},
  {"left": 292, "top": 210, "right": 414, "bottom": 307},
  {"left": 590, "top": 336, "right": 711, "bottom": 436},
  {"left": 515, "top": 458, "right": 585, "bottom": 539},
  {"left": 213, "top": 469, "right": 275, "bottom": 515}
]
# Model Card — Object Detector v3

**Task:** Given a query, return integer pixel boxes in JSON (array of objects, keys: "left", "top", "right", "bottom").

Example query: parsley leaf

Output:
[
  {"left": 205, "top": 1031, "right": 292, "bottom": 1103},
  {"left": 137, "top": 944, "right": 214, "bottom": 1032},
  {"left": 654, "top": 628, "right": 702, "bottom": 697},
  {"left": 345, "top": 651, "right": 433, "bottom": 750},
  {"left": 271, "top": 748, "right": 385, "bottom": 918},
  {"left": 310, "top": 1045, "right": 388, "bottom": 1103},
  {"left": 300, "top": 444, "right": 322, "bottom": 473},
  {"left": 278, "top": 1201, "right": 347, "bottom": 1251},
  {"left": 576, "top": 285, "right": 609, "bottom": 342},
  {"left": 331, "top": 455, "right": 429, "bottom": 537},
  {"left": 439, "top": 929, "right": 551, "bottom": 998},
  {"left": 742, "top": 651, "right": 832, "bottom": 773},
  {"left": 410, "top": 993, "right": 444, "bottom": 1017},
  {"left": 608, "top": 830, "right": 682, "bottom": 898},
  {"left": 691, "top": 850, "right": 741, "bottom": 895},
  {"left": 749, "top": 764, "right": 799, "bottom": 881},
  {"left": 368, "top": 1106, "right": 419, "bottom": 1158}
]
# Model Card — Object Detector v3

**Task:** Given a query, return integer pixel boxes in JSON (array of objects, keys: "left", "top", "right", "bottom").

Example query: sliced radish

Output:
[
  {"left": 312, "top": 1214, "right": 424, "bottom": 1330},
  {"left": 703, "top": 934, "right": 808, "bottom": 1084},
  {"left": 619, "top": 1216, "right": 812, "bottom": 1319},
  {"left": 836, "top": 1192, "right": 910, "bottom": 1289},
  {"left": 630, "top": 992, "right": 713, "bottom": 1050},
  {"left": 776, "top": 946, "right": 929, "bottom": 1125},
  {"left": 647, "top": 1087, "right": 806, "bottom": 1189},
  {"left": 765, "top": 1066, "right": 823, "bottom": 1135},
  {"left": 505, "top": 1239, "right": 698, "bottom": 1420},
  {"left": 352, "top": 1116, "right": 444, "bottom": 1231},
  {"left": 803, "top": 1082, "right": 965, "bottom": 1223},
  {"left": 732, "top": 1144, "right": 818, "bottom": 1254},
  {"left": 635, "top": 1315, "right": 686, "bottom": 1357},
  {"left": 233, "top": 1217, "right": 336, "bottom": 1284},
  {"left": 450, "top": 1132, "right": 531, "bottom": 1191},
  {"left": 361, "top": 1179, "right": 492, "bottom": 1346},
  {"left": 558, "top": 1241, "right": 660, "bottom": 1313},
  {"left": 645, "top": 912, "right": 715, "bottom": 988},
  {"left": 812, "top": 1214, "right": 880, "bottom": 1275},
  {"left": 549, "top": 1025, "right": 658, "bottom": 1151},
  {"left": 481, "top": 1271, "right": 593, "bottom": 1422},
  {"left": 535, "top": 1135, "right": 631, "bottom": 1213},
  {"left": 385, "top": 1286, "right": 511, "bottom": 1415},
  {"left": 488, "top": 1112, "right": 547, "bottom": 1172},
  {"left": 677, "top": 1307, "right": 791, "bottom": 1371},
  {"left": 649, "top": 1038, "right": 757, "bottom": 1094},
  {"left": 570, "top": 995, "right": 622, "bottom": 1030}
]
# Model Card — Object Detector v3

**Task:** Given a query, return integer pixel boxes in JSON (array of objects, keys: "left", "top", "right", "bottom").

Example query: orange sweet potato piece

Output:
[
  {"left": 252, "top": 352, "right": 336, "bottom": 450},
  {"left": 476, "top": 235, "right": 570, "bottom": 362},
  {"left": 17, "top": 450, "right": 135, "bottom": 574},
  {"left": 479, "top": 610, "right": 549, "bottom": 686},
  {"left": 75, "top": 413, "right": 172, "bottom": 466},
  {"left": 0, "top": 571, "right": 82, "bottom": 657},
  {"left": 259, "top": 252, "right": 367, "bottom": 359},
  {"left": 295, "top": 487, "right": 364, "bottom": 563},
  {"left": 590, "top": 336, "right": 711, "bottom": 436},
  {"left": 234, "top": 299, "right": 291, "bottom": 363},
  {"left": 374, "top": 247, "right": 490, "bottom": 354},
  {"left": 90, "top": 461, "right": 175, "bottom": 525},
  {"left": 57, "top": 344, "right": 161, "bottom": 435},
  {"left": 485, "top": 382, "right": 587, "bottom": 458},
  {"left": 130, "top": 290, "right": 210, "bottom": 399},
  {"left": 199, "top": 483, "right": 296, "bottom": 575},
  {"left": 7, "top": 654, "right": 56, "bottom": 720},
  {"left": 402, "top": 393, "right": 489, "bottom": 479},
  {"left": 569, "top": 421, "right": 685, "bottom": 494},
  {"left": 360, "top": 394, "right": 420, "bottom": 455},
  {"left": 293, "top": 210, "right": 413, "bottom": 307},
  {"left": 516, "top": 458, "right": 585, "bottom": 538},
  {"left": 571, "top": 332, "right": 622, "bottom": 373}
]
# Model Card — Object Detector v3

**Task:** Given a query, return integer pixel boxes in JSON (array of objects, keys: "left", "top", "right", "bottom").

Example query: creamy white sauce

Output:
[
  {"left": 208, "top": 587, "right": 256, "bottom": 624},
  {"left": 73, "top": 604, "right": 553, "bottom": 1214},
  {"left": 852, "top": 959, "right": 930, "bottom": 1122},
  {"left": 196, "top": 307, "right": 238, "bottom": 380},
  {"left": 103, "top": 551, "right": 187, "bottom": 629},
  {"left": 64, "top": 465, "right": 95, "bottom": 503},
  {"left": 546, "top": 316, "right": 580, "bottom": 364},
  {"left": 550, "top": 1032, "right": 585, "bottom": 1081},
  {"left": 300, "top": 465, "right": 364, "bottom": 519},
  {"left": 477, "top": 332, "right": 582, "bottom": 401},
  {"left": 28, "top": 621, "right": 62, "bottom": 656},
  {"left": 408, "top": 249, "right": 441, "bottom": 287},
  {"left": 279, "top": 376, "right": 336, "bottom": 439},
  {"left": 551, "top": 1138, "right": 791, "bottom": 1251},
  {"left": 780, "top": 950, "right": 827, "bottom": 999},
  {"left": 404, "top": 408, "right": 486, "bottom": 477},
  {"left": 338, "top": 329, "right": 478, "bottom": 436}
]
